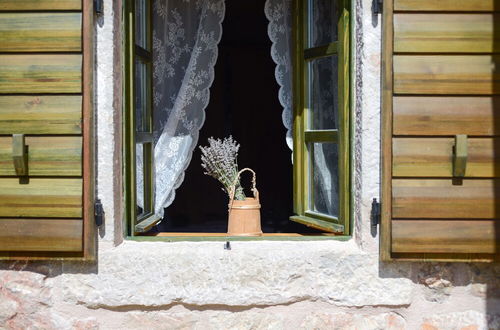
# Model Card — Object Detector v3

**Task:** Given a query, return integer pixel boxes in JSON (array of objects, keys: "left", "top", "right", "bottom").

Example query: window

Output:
[
  {"left": 125, "top": 0, "right": 159, "bottom": 235},
  {"left": 290, "top": 0, "right": 350, "bottom": 234},
  {"left": 124, "top": 0, "right": 351, "bottom": 237}
]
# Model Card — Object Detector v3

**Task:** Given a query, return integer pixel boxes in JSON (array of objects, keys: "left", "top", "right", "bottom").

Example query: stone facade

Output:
[{"left": 0, "top": 0, "right": 499, "bottom": 329}]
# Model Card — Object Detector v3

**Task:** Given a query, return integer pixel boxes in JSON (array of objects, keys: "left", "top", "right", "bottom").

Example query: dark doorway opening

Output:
[{"left": 156, "top": 0, "right": 320, "bottom": 233}]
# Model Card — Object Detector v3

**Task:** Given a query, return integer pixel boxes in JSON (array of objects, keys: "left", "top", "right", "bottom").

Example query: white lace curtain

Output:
[{"left": 146, "top": 0, "right": 336, "bottom": 219}]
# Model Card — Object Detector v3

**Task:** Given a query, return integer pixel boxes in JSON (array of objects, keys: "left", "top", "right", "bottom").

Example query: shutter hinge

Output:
[
  {"left": 94, "top": 0, "right": 103, "bottom": 15},
  {"left": 94, "top": 199, "right": 104, "bottom": 227},
  {"left": 373, "top": 0, "right": 383, "bottom": 14},
  {"left": 371, "top": 198, "right": 381, "bottom": 228}
]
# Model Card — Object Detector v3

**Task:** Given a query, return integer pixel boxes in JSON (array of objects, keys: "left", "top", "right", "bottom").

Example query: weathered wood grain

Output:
[
  {"left": 392, "top": 220, "right": 498, "bottom": 254},
  {"left": 0, "top": 13, "right": 81, "bottom": 52},
  {"left": 0, "top": 219, "right": 82, "bottom": 252},
  {"left": 394, "top": 56, "right": 500, "bottom": 95},
  {"left": 0, "top": 178, "right": 82, "bottom": 218},
  {"left": 0, "top": 55, "right": 81, "bottom": 94},
  {"left": 0, "top": 136, "right": 82, "bottom": 176},
  {"left": 393, "top": 96, "right": 500, "bottom": 136},
  {"left": 393, "top": 138, "right": 500, "bottom": 177},
  {"left": 393, "top": 179, "right": 500, "bottom": 219},
  {"left": 394, "top": 0, "right": 500, "bottom": 12},
  {"left": 0, "top": 0, "right": 81, "bottom": 11},
  {"left": 394, "top": 14, "right": 500, "bottom": 53},
  {"left": 0, "top": 96, "right": 82, "bottom": 134}
]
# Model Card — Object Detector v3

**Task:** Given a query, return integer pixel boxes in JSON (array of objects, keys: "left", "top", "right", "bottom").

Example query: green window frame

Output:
[
  {"left": 124, "top": 0, "right": 160, "bottom": 235},
  {"left": 290, "top": 0, "right": 350, "bottom": 234}
]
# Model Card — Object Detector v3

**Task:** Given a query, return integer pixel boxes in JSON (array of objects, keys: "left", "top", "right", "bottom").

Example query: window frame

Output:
[
  {"left": 290, "top": 0, "right": 351, "bottom": 234},
  {"left": 124, "top": 0, "right": 160, "bottom": 236}
]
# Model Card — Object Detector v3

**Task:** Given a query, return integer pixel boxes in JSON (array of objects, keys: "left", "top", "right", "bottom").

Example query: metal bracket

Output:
[
  {"left": 371, "top": 198, "right": 381, "bottom": 228},
  {"left": 373, "top": 0, "right": 383, "bottom": 14},
  {"left": 95, "top": 199, "right": 104, "bottom": 226},
  {"left": 12, "top": 134, "right": 29, "bottom": 183},
  {"left": 94, "top": 0, "right": 103, "bottom": 15}
]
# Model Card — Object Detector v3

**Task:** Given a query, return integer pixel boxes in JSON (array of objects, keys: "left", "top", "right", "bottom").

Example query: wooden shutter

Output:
[
  {"left": 381, "top": 0, "right": 500, "bottom": 261},
  {"left": 0, "top": 0, "right": 95, "bottom": 259}
]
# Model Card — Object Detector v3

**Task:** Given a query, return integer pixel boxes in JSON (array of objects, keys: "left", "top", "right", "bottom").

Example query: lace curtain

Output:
[{"left": 147, "top": 0, "right": 225, "bottom": 216}]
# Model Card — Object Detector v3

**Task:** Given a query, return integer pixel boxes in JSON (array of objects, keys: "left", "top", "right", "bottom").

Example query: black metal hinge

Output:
[
  {"left": 371, "top": 198, "right": 381, "bottom": 229},
  {"left": 95, "top": 199, "right": 104, "bottom": 227},
  {"left": 94, "top": 0, "right": 103, "bottom": 15},
  {"left": 373, "top": 0, "right": 383, "bottom": 14}
]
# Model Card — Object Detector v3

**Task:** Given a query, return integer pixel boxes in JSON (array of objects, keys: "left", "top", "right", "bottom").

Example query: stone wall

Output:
[{"left": 0, "top": 0, "right": 499, "bottom": 329}]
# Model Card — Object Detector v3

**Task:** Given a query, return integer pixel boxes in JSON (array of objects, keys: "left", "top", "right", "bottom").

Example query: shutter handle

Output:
[
  {"left": 452, "top": 134, "right": 467, "bottom": 177},
  {"left": 12, "top": 134, "right": 28, "bottom": 177}
]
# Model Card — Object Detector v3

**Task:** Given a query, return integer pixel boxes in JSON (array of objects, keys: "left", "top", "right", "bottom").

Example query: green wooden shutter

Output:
[
  {"left": 381, "top": 0, "right": 500, "bottom": 261},
  {"left": 0, "top": 0, "right": 95, "bottom": 259}
]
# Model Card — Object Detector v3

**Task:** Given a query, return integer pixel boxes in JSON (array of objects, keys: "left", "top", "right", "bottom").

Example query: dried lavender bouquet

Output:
[{"left": 199, "top": 136, "right": 246, "bottom": 200}]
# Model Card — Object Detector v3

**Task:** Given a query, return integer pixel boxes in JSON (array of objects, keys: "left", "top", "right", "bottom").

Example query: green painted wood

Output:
[
  {"left": 0, "top": 178, "right": 82, "bottom": 218},
  {"left": 0, "top": 136, "right": 82, "bottom": 176},
  {"left": 0, "top": 219, "right": 82, "bottom": 252},
  {"left": 0, "top": 96, "right": 82, "bottom": 135},
  {"left": 0, "top": 13, "right": 82, "bottom": 52},
  {"left": 0, "top": 0, "right": 82, "bottom": 11},
  {"left": 394, "top": 0, "right": 499, "bottom": 12},
  {"left": 0, "top": 55, "right": 82, "bottom": 94}
]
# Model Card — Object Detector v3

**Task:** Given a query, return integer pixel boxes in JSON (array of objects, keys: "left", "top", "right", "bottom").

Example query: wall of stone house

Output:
[{"left": 0, "top": 0, "right": 499, "bottom": 329}]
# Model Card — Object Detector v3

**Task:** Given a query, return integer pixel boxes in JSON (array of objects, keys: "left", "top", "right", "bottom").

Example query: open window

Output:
[{"left": 124, "top": 0, "right": 351, "bottom": 237}]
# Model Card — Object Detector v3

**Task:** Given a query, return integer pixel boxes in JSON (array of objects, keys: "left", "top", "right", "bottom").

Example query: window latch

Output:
[
  {"left": 94, "top": 0, "right": 103, "bottom": 15},
  {"left": 95, "top": 199, "right": 104, "bottom": 227},
  {"left": 373, "top": 0, "right": 383, "bottom": 14},
  {"left": 371, "top": 198, "right": 381, "bottom": 228}
]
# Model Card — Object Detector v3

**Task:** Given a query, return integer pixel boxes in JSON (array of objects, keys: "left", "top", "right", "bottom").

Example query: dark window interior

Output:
[{"left": 155, "top": 0, "right": 321, "bottom": 234}]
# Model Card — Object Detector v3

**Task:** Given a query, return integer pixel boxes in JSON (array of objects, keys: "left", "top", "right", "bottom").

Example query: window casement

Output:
[
  {"left": 381, "top": 0, "right": 499, "bottom": 261},
  {"left": 124, "top": 0, "right": 351, "bottom": 238},
  {"left": 290, "top": 0, "right": 350, "bottom": 234},
  {"left": 0, "top": 0, "right": 95, "bottom": 259},
  {"left": 125, "top": 0, "right": 160, "bottom": 235}
]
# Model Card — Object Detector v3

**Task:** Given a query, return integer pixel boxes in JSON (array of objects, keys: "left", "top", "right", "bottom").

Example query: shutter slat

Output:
[
  {"left": 0, "top": 13, "right": 82, "bottom": 52},
  {"left": 393, "top": 138, "right": 500, "bottom": 177},
  {"left": 394, "top": 0, "right": 500, "bottom": 12},
  {"left": 392, "top": 220, "right": 498, "bottom": 254},
  {"left": 394, "top": 55, "right": 500, "bottom": 95},
  {"left": 0, "top": 0, "right": 82, "bottom": 11},
  {"left": 393, "top": 179, "right": 500, "bottom": 219},
  {"left": 0, "top": 55, "right": 82, "bottom": 94},
  {"left": 394, "top": 14, "right": 500, "bottom": 54},
  {"left": 0, "top": 219, "right": 82, "bottom": 252},
  {"left": 0, "top": 136, "right": 82, "bottom": 176},
  {"left": 0, "top": 96, "right": 82, "bottom": 134},
  {"left": 393, "top": 96, "right": 500, "bottom": 136},
  {"left": 0, "top": 178, "right": 82, "bottom": 218}
]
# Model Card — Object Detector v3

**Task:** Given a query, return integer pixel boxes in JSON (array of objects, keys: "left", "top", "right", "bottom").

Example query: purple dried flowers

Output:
[{"left": 200, "top": 136, "right": 246, "bottom": 200}]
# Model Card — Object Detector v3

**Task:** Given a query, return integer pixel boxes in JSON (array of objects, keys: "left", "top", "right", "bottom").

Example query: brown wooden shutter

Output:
[
  {"left": 381, "top": 0, "right": 500, "bottom": 261},
  {"left": 0, "top": 0, "right": 95, "bottom": 259}
]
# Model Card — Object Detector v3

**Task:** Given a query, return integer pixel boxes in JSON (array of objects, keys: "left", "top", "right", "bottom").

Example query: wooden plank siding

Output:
[
  {"left": 393, "top": 97, "right": 500, "bottom": 136},
  {"left": 0, "top": 136, "right": 82, "bottom": 176},
  {"left": 393, "top": 138, "right": 500, "bottom": 177},
  {"left": 394, "top": 56, "right": 500, "bottom": 95},
  {"left": 382, "top": 0, "right": 500, "bottom": 261},
  {"left": 0, "top": 55, "right": 82, "bottom": 94},
  {"left": 394, "top": 0, "right": 500, "bottom": 12},
  {"left": 0, "top": 0, "right": 82, "bottom": 11},
  {"left": 0, "top": 13, "right": 82, "bottom": 52},
  {"left": 0, "top": 96, "right": 82, "bottom": 135},
  {"left": 0, "top": 178, "right": 82, "bottom": 218},
  {"left": 392, "top": 220, "right": 498, "bottom": 254},
  {"left": 0, "top": 219, "right": 82, "bottom": 252},
  {"left": 394, "top": 14, "right": 500, "bottom": 54},
  {"left": 0, "top": 0, "right": 94, "bottom": 259}
]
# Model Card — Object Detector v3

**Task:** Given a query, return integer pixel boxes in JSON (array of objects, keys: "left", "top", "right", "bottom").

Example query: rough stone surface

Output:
[
  {"left": 299, "top": 312, "right": 406, "bottom": 330},
  {"left": 421, "top": 311, "right": 500, "bottom": 330},
  {"left": 48, "top": 241, "right": 414, "bottom": 308}
]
